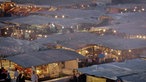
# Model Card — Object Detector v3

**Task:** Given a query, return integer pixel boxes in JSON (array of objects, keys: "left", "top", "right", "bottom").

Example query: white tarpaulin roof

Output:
[
  {"left": 100, "top": 37, "right": 146, "bottom": 50},
  {"left": 0, "top": 0, "right": 11, "bottom": 2},
  {"left": 9, "top": 15, "right": 98, "bottom": 27},
  {"left": 110, "top": 22, "right": 146, "bottom": 35},
  {"left": 0, "top": 37, "right": 46, "bottom": 57},
  {"left": 108, "top": 3, "right": 146, "bottom": 9},
  {"left": 34, "top": 32, "right": 100, "bottom": 50},
  {"left": 108, "top": 12, "right": 146, "bottom": 35},
  {"left": 6, "top": 49, "right": 85, "bottom": 68},
  {"left": 34, "top": 32, "right": 146, "bottom": 50},
  {"left": 121, "top": 72, "right": 146, "bottom": 82},
  {"left": 36, "top": 8, "right": 104, "bottom": 18},
  {"left": 11, "top": 0, "right": 93, "bottom": 6},
  {"left": 0, "top": 23, "right": 6, "bottom": 28},
  {"left": 108, "top": 12, "right": 146, "bottom": 24},
  {"left": 78, "top": 59, "right": 146, "bottom": 82},
  {"left": 9, "top": 15, "right": 50, "bottom": 25}
]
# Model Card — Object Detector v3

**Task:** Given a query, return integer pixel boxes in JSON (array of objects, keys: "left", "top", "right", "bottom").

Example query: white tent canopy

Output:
[
  {"left": 78, "top": 59, "right": 146, "bottom": 82},
  {"left": 110, "top": 22, "right": 146, "bottom": 35},
  {"left": 34, "top": 32, "right": 146, "bottom": 50},
  {"left": 11, "top": 0, "right": 93, "bottom": 6},
  {"left": 0, "top": 37, "right": 46, "bottom": 57},
  {"left": 6, "top": 49, "right": 85, "bottom": 68},
  {"left": 9, "top": 15, "right": 98, "bottom": 28}
]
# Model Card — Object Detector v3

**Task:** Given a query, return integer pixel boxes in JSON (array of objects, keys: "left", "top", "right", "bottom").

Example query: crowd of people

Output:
[
  {"left": 0, "top": 67, "right": 11, "bottom": 82},
  {"left": 0, "top": 67, "right": 38, "bottom": 82}
]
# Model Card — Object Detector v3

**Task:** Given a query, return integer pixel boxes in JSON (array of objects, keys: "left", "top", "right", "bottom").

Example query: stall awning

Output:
[
  {"left": 6, "top": 49, "right": 85, "bottom": 68},
  {"left": 0, "top": 23, "right": 6, "bottom": 28},
  {"left": 35, "top": 32, "right": 146, "bottom": 50},
  {"left": 34, "top": 32, "right": 101, "bottom": 50},
  {"left": 120, "top": 72, "right": 146, "bottom": 82},
  {"left": 0, "top": 37, "right": 46, "bottom": 57},
  {"left": 101, "top": 38, "right": 146, "bottom": 50},
  {"left": 78, "top": 59, "right": 146, "bottom": 81}
]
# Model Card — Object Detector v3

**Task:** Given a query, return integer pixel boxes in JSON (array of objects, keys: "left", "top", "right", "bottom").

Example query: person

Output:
[
  {"left": 20, "top": 73, "right": 25, "bottom": 82},
  {"left": 5, "top": 71, "right": 11, "bottom": 82},
  {"left": 69, "top": 69, "right": 79, "bottom": 82},
  {"left": 16, "top": 73, "right": 20, "bottom": 82},
  {"left": 69, "top": 74, "right": 77, "bottom": 82},
  {"left": 31, "top": 71, "right": 38, "bottom": 82},
  {"left": 16, "top": 73, "right": 25, "bottom": 82},
  {"left": 78, "top": 74, "right": 86, "bottom": 82},
  {"left": 14, "top": 68, "right": 19, "bottom": 79},
  {"left": 0, "top": 67, "right": 7, "bottom": 81}
]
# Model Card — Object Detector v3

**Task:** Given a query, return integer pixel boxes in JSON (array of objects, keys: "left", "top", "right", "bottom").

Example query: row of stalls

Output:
[
  {"left": 5, "top": 49, "right": 85, "bottom": 79},
  {"left": 0, "top": 2, "right": 16, "bottom": 17},
  {"left": 0, "top": 8, "right": 146, "bottom": 81},
  {"left": 1, "top": 3, "right": 146, "bottom": 41},
  {"left": 0, "top": 22, "right": 17, "bottom": 37},
  {"left": 107, "top": 4, "right": 146, "bottom": 14},
  {"left": 34, "top": 32, "right": 146, "bottom": 66},
  {"left": 0, "top": 18, "right": 62, "bottom": 40},
  {"left": 0, "top": 1, "right": 53, "bottom": 17},
  {"left": 0, "top": 37, "right": 85, "bottom": 80},
  {"left": 77, "top": 58, "right": 146, "bottom": 82},
  {"left": 1, "top": 32, "right": 146, "bottom": 80},
  {"left": 108, "top": 12, "right": 146, "bottom": 40},
  {"left": 0, "top": 20, "right": 116, "bottom": 41},
  {"left": 0, "top": 6, "right": 109, "bottom": 40}
]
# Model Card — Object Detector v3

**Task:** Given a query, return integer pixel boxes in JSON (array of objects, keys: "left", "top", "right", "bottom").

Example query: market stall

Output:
[
  {"left": 6, "top": 49, "right": 85, "bottom": 79},
  {"left": 78, "top": 59, "right": 146, "bottom": 82},
  {"left": 0, "top": 37, "right": 46, "bottom": 69},
  {"left": 34, "top": 32, "right": 146, "bottom": 64}
]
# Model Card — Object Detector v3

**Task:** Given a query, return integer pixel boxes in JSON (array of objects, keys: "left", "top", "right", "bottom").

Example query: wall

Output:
[
  {"left": 62, "top": 60, "right": 78, "bottom": 75},
  {"left": 65, "top": 60, "right": 78, "bottom": 69}
]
